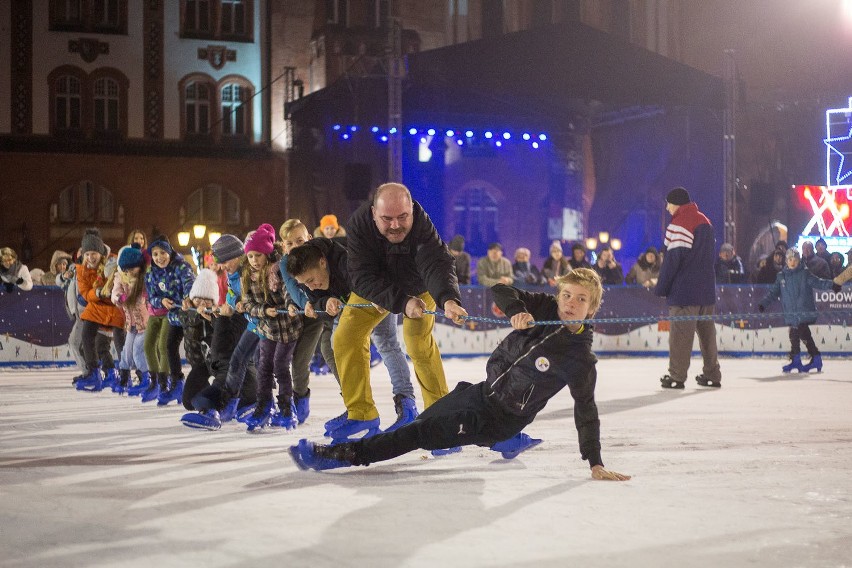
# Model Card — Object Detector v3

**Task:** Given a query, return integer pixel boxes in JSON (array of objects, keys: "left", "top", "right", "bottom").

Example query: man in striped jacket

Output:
[{"left": 654, "top": 187, "right": 722, "bottom": 389}]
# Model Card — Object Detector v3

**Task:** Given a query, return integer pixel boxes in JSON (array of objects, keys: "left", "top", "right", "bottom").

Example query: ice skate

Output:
[
  {"left": 157, "top": 376, "right": 184, "bottom": 406},
  {"left": 383, "top": 394, "right": 419, "bottom": 434},
  {"left": 801, "top": 354, "right": 823, "bottom": 373},
  {"left": 695, "top": 374, "right": 721, "bottom": 388},
  {"left": 245, "top": 400, "right": 274, "bottom": 432},
  {"left": 101, "top": 368, "right": 117, "bottom": 390},
  {"left": 113, "top": 369, "right": 131, "bottom": 394},
  {"left": 782, "top": 354, "right": 805, "bottom": 373},
  {"left": 326, "top": 417, "right": 381, "bottom": 444},
  {"left": 294, "top": 389, "right": 310, "bottom": 424},
  {"left": 660, "top": 375, "right": 685, "bottom": 389},
  {"left": 126, "top": 371, "right": 150, "bottom": 397},
  {"left": 235, "top": 401, "right": 256, "bottom": 423},
  {"left": 369, "top": 342, "right": 382, "bottom": 368},
  {"left": 309, "top": 352, "right": 329, "bottom": 375},
  {"left": 219, "top": 397, "right": 240, "bottom": 422},
  {"left": 140, "top": 373, "right": 163, "bottom": 403},
  {"left": 270, "top": 397, "right": 298, "bottom": 430},
  {"left": 431, "top": 446, "right": 463, "bottom": 456},
  {"left": 76, "top": 368, "right": 104, "bottom": 392},
  {"left": 323, "top": 410, "right": 349, "bottom": 435},
  {"left": 181, "top": 409, "right": 222, "bottom": 431},
  {"left": 289, "top": 439, "right": 356, "bottom": 471},
  {"left": 491, "top": 433, "right": 543, "bottom": 459}
]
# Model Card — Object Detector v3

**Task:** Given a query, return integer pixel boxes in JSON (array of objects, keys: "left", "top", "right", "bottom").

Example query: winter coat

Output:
[
  {"left": 453, "top": 251, "right": 472, "bottom": 285},
  {"left": 241, "top": 258, "right": 302, "bottom": 343},
  {"left": 0, "top": 261, "right": 33, "bottom": 292},
  {"left": 803, "top": 254, "right": 831, "bottom": 279},
  {"left": 346, "top": 199, "right": 461, "bottom": 313},
  {"left": 77, "top": 260, "right": 125, "bottom": 328},
  {"left": 486, "top": 284, "right": 601, "bottom": 466},
  {"left": 144, "top": 254, "right": 195, "bottom": 321},
  {"left": 59, "top": 262, "right": 82, "bottom": 320},
  {"left": 752, "top": 260, "right": 781, "bottom": 284},
  {"left": 111, "top": 272, "right": 149, "bottom": 331},
  {"left": 714, "top": 255, "right": 746, "bottom": 284},
  {"left": 226, "top": 268, "right": 260, "bottom": 335},
  {"left": 541, "top": 256, "right": 571, "bottom": 281},
  {"left": 655, "top": 202, "right": 717, "bottom": 306},
  {"left": 512, "top": 261, "right": 546, "bottom": 285},
  {"left": 759, "top": 263, "right": 836, "bottom": 326},
  {"left": 172, "top": 307, "right": 214, "bottom": 368},
  {"left": 41, "top": 250, "right": 73, "bottom": 286},
  {"left": 288, "top": 237, "right": 351, "bottom": 317},
  {"left": 476, "top": 256, "right": 514, "bottom": 287},
  {"left": 593, "top": 261, "right": 624, "bottom": 286},
  {"left": 625, "top": 256, "right": 660, "bottom": 286}
]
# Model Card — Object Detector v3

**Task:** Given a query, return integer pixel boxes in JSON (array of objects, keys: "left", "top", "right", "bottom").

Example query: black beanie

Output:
[{"left": 666, "top": 187, "right": 691, "bottom": 206}]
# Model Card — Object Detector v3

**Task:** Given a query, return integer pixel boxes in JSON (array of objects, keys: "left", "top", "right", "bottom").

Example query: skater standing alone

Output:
[{"left": 758, "top": 248, "right": 840, "bottom": 373}]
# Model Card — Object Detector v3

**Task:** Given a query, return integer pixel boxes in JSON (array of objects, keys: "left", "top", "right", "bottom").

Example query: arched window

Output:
[
  {"left": 93, "top": 77, "right": 119, "bottom": 132},
  {"left": 185, "top": 80, "right": 213, "bottom": 137},
  {"left": 185, "top": 184, "right": 241, "bottom": 225},
  {"left": 55, "top": 75, "right": 82, "bottom": 132},
  {"left": 58, "top": 181, "right": 115, "bottom": 224},
  {"left": 220, "top": 82, "right": 247, "bottom": 137}
]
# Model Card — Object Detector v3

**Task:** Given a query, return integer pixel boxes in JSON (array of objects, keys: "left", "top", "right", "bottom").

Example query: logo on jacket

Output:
[
  {"left": 535, "top": 357, "right": 550, "bottom": 372},
  {"left": 159, "top": 282, "right": 167, "bottom": 292}
]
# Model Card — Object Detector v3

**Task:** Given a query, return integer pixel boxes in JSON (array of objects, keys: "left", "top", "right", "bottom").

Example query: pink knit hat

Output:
[{"left": 244, "top": 223, "right": 276, "bottom": 255}]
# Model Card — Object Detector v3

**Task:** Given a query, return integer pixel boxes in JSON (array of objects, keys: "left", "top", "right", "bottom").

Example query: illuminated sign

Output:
[{"left": 825, "top": 97, "right": 852, "bottom": 187}]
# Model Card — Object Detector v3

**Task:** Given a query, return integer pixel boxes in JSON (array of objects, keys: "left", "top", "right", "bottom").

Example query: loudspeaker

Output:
[
  {"left": 749, "top": 181, "right": 774, "bottom": 215},
  {"left": 344, "top": 163, "right": 372, "bottom": 201}
]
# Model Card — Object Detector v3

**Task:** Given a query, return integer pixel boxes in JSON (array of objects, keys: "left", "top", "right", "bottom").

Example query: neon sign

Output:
[{"left": 825, "top": 97, "right": 852, "bottom": 186}]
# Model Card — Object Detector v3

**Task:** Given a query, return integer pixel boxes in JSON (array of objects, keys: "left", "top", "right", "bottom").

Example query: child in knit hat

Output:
[
  {"left": 111, "top": 243, "right": 150, "bottom": 394},
  {"left": 314, "top": 214, "right": 346, "bottom": 239},
  {"left": 173, "top": 268, "right": 219, "bottom": 409},
  {"left": 240, "top": 223, "right": 303, "bottom": 432}
]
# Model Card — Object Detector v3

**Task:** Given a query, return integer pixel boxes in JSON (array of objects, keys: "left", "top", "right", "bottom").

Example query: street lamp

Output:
[
  {"left": 193, "top": 224, "right": 207, "bottom": 240},
  {"left": 585, "top": 237, "right": 598, "bottom": 251},
  {"left": 208, "top": 231, "right": 222, "bottom": 246},
  {"left": 177, "top": 231, "right": 190, "bottom": 247},
  {"left": 610, "top": 238, "right": 622, "bottom": 251},
  {"left": 598, "top": 231, "right": 609, "bottom": 244}
]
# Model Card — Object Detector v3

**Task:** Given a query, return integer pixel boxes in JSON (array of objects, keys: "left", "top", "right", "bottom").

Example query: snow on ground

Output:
[{"left": 1, "top": 357, "right": 851, "bottom": 568}]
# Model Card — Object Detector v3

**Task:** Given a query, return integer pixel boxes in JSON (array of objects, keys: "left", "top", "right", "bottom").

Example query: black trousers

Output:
[
  {"left": 80, "top": 319, "right": 115, "bottom": 372},
  {"left": 353, "top": 381, "right": 531, "bottom": 465},
  {"left": 167, "top": 324, "right": 184, "bottom": 378},
  {"left": 789, "top": 324, "right": 819, "bottom": 357},
  {"left": 209, "top": 314, "right": 248, "bottom": 388}
]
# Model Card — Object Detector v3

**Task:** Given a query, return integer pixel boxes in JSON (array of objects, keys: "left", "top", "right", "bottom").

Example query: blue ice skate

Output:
[
  {"left": 309, "top": 352, "right": 330, "bottom": 375},
  {"left": 383, "top": 395, "right": 418, "bottom": 434},
  {"left": 431, "top": 446, "right": 463, "bottom": 457},
  {"left": 140, "top": 381, "right": 161, "bottom": 403},
  {"left": 369, "top": 342, "right": 382, "bottom": 368},
  {"left": 101, "top": 368, "right": 117, "bottom": 391},
  {"left": 126, "top": 372, "right": 150, "bottom": 397},
  {"left": 490, "top": 433, "right": 543, "bottom": 460},
  {"left": 289, "top": 439, "right": 354, "bottom": 471},
  {"left": 157, "top": 377, "right": 184, "bottom": 407},
  {"left": 235, "top": 401, "right": 256, "bottom": 423},
  {"left": 181, "top": 409, "right": 222, "bottom": 431},
  {"left": 270, "top": 399, "right": 298, "bottom": 430},
  {"left": 801, "top": 354, "right": 823, "bottom": 373},
  {"left": 245, "top": 400, "right": 274, "bottom": 432},
  {"left": 218, "top": 398, "right": 240, "bottom": 422},
  {"left": 294, "top": 389, "right": 310, "bottom": 424},
  {"left": 76, "top": 368, "right": 104, "bottom": 392},
  {"left": 323, "top": 410, "right": 349, "bottom": 436},
  {"left": 326, "top": 417, "right": 381, "bottom": 444}
]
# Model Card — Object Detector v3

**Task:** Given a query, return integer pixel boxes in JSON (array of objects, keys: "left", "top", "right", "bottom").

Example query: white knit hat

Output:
[{"left": 189, "top": 268, "right": 220, "bottom": 303}]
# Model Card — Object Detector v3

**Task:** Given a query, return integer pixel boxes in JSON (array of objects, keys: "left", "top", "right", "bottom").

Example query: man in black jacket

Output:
[
  {"left": 327, "top": 183, "right": 468, "bottom": 440},
  {"left": 288, "top": 268, "right": 631, "bottom": 481}
]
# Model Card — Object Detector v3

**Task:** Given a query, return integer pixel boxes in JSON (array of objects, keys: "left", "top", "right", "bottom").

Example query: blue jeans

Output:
[
  {"left": 371, "top": 314, "right": 414, "bottom": 399},
  {"left": 224, "top": 329, "right": 260, "bottom": 398},
  {"left": 119, "top": 327, "right": 148, "bottom": 372}
]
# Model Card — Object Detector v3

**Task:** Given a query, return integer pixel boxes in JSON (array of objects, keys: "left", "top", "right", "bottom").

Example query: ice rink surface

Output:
[{"left": 2, "top": 357, "right": 851, "bottom": 568}]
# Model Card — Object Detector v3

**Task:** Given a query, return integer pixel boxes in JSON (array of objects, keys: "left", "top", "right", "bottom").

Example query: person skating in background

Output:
[
  {"left": 1, "top": 247, "right": 34, "bottom": 292},
  {"left": 625, "top": 247, "right": 661, "bottom": 288},
  {"left": 288, "top": 268, "right": 630, "bottom": 483},
  {"left": 240, "top": 223, "right": 303, "bottom": 432},
  {"left": 758, "top": 248, "right": 841, "bottom": 373},
  {"left": 448, "top": 235, "right": 471, "bottom": 285},
  {"left": 476, "top": 242, "right": 515, "bottom": 287},
  {"left": 142, "top": 236, "right": 195, "bottom": 405},
  {"left": 174, "top": 268, "right": 219, "bottom": 408},
  {"left": 111, "top": 244, "right": 150, "bottom": 394},
  {"left": 592, "top": 246, "right": 623, "bottom": 286},
  {"left": 73, "top": 229, "right": 126, "bottom": 391},
  {"left": 654, "top": 187, "right": 722, "bottom": 389}
]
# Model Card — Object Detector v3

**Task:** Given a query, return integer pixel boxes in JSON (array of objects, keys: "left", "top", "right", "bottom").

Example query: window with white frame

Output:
[
  {"left": 93, "top": 77, "right": 120, "bottom": 132},
  {"left": 220, "top": 83, "right": 247, "bottom": 137},
  {"left": 185, "top": 81, "right": 212, "bottom": 136},
  {"left": 55, "top": 76, "right": 82, "bottom": 131}
]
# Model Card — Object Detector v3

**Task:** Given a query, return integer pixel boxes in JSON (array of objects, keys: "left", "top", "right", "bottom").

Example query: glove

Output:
[
  {"left": 16, "top": 277, "right": 24, "bottom": 285},
  {"left": 757, "top": 304, "right": 765, "bottom": 313},
  {"left": 832, "top": 283, "right": 842, "bottom": 293},
  {"left": 118, "top": 293, "right": 128, "bottom": 304}
]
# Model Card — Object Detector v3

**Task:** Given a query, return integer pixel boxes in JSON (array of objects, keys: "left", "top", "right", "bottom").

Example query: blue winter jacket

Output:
[
  {"left": 759, "top": 263, "right": 835, "bottom": 325},
  {"left": 144, "top": 255, "right": 195, "bottom": 326},
  {"left": 279, "top": 254, "right": 310, "bottom": 310},
  {"left": 226, "top": 269, "right": 259, "bottom": 335},
  {"left": 654, "top": 202, "right": 717, "bottom": 306}
]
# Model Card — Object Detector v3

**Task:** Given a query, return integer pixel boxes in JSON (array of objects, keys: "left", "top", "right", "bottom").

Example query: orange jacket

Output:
[{"left": 77, "top": 261, "right": 125, "bottom": 328}]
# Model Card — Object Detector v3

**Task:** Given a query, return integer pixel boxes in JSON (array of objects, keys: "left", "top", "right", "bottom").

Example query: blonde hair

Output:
[
  {"left": 1, "top": 247, "right": 17, "bottom": 261},
  {"left": 556, "top": 267, "right": 603, "bottom": 315},
  {"left": 279, "top": 219, "right": 308, "bottom": 240}
]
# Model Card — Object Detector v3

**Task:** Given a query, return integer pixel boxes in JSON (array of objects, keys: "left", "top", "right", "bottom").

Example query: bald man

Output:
[{"left": 329, "top": 183, "right": 467, "bottom": 441}]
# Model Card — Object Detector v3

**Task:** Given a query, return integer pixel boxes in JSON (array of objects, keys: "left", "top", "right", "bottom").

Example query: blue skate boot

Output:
[
  {"left": 490, "top": 433, "right": 543, "bottom": 460},
  {"left": 112, "top": 369, "right": 131, "bottom": 394},
  {"left": 782, "top": 354, "right": 805, "bottom": 373},
  {"left": 245, "top": 400, "right": 274, "bottom": 432},
  {"left": 383, "top": 394, "right": 419, "bottom": 434},
  {"left": 801, "top": 354, "right": 823, "bottom": 373},
  {"left": 219, "top": 398, "right": 240, "bottom": 422},
  {"left": 294, "top": 389, "right": 310, "bottom": 424},
  {"left": 126, "top": 371, "right": 150, "bottom": 397},
  {"left": 270, "top": 396, "right": 298, "bottom": 430},
  {"left": 157, "top": 376, "right": 184, "bottom": 407},
  {"left": 369, "top": 342, "right": 382, "bottom": 368},
  {"left": 289, "top": 439, "right": 357, "bottom": 471},
  {"left": 431, "top": 446, "right": 463, "bottom": 457},
  {"left": 141, "top": 373, "right": 164, "bottom": 403},
  {"left": 101, "top": 368, "right": 117, "bottom": 391},
  {"left": 324, "top": 410, "right": 349, "bottom": 436},
  {"left": 76, "top": 368, "right": 104, "bottom": 392},
  {"left": 309, "top": 352, "right": 330, "bottom": 375},
  {"left": 181, "top": 409, "right": 222, "bottom": 431},
  {"left": 326, "top": 417, "right": 381, "bottom": 444},
  {"left": 235, "top": 401, "right": 257, "bottom": 423}
]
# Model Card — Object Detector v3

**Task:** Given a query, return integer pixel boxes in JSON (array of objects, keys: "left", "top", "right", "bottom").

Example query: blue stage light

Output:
[
  {"left": 465, "top": 130, "right": 474, "bottom": 138},
  {"left": 333, "top": 124, "right": 341, "bottom": 131},
  {"left": 389, "top": 127, "right": 397, "bottom": 134},
  {"left": 371, "top": 126, "right": 379, "bottom": 133},
  {"left": 408, "top": 128, "right": 417, "bottom": 135},
  {"left": 522, "top": 133, "right": 531, "bottom": 140},
  {"left": 502, "top": 132, "right": 511, "bottom": 140},
  {"left": 538, "top": 134, "right": 547, "bottom": 141},
  {"left": 485, "top": 131, "right": 493, "bottom": 139},
  {"left": 342, "top": 133, "right": 350, "bottom": 140},
  {"left": 427, "top": 128, "right": 436, "bottom": 136},
  {"left": 446, "top": 130, "right": 455, "bottom": 137},
  {"left": 532, "top": 142, "right": 539, "bottom": 149},
  {"left": 350, "top": 125, "right": 357, "bottom": 132},
  {"left": 495, "top": 140, "right": 502, "bottom": 147},
  {"left": 456, "top": 139, "right": 463, "bottom": 146},
  {"left": 380, "top": 135, "right": 388, "bottom": 142}
]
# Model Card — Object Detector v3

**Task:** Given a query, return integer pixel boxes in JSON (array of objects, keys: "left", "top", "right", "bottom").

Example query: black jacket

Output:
[
  {"left": 173, "top": 309, "right": 214, "bottom": 368},
  {"left": 486, "top": 284, "right": 602, "bottom": 466},
  {"left": 296, "top": 237, "right": 351, "bottom": 316},
  {"left": 346, "top": 200, "right": 461, "bottom": 313}
]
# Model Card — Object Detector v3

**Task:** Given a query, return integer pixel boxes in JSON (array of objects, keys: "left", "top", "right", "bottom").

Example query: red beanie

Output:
[{"left": 244, "top": 223, "right": 276, "bottom": 255}]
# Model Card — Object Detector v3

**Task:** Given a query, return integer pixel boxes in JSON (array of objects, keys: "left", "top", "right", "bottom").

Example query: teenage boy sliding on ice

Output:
[{"left": 287, "top": 264, "right": 630, "bottom": 481}]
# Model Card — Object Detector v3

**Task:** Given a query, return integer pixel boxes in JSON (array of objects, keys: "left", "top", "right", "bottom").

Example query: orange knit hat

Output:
[{"left": 319, "top": 214, "right": 339, "bottom": 230}]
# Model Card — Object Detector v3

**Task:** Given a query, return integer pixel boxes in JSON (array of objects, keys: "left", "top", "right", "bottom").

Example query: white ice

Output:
[{"left": 1, "top": 357, "right": 851, "bottom": 568}]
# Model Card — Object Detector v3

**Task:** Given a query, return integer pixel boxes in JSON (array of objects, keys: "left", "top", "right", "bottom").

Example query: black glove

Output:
[
  {"left": 16, "top": 277, "right": 24, "bottom": 284},
  {"left": 832, "top": 283, "right": 842, "bottom": 293},
  {"left": 757, "top": 304, "right": 765, "bottom": 313}
]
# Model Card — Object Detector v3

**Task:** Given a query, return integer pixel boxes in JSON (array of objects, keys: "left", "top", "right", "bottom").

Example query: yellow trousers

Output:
[{"left": 333, "top": 291, "right": 449, "bottom": 420}]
